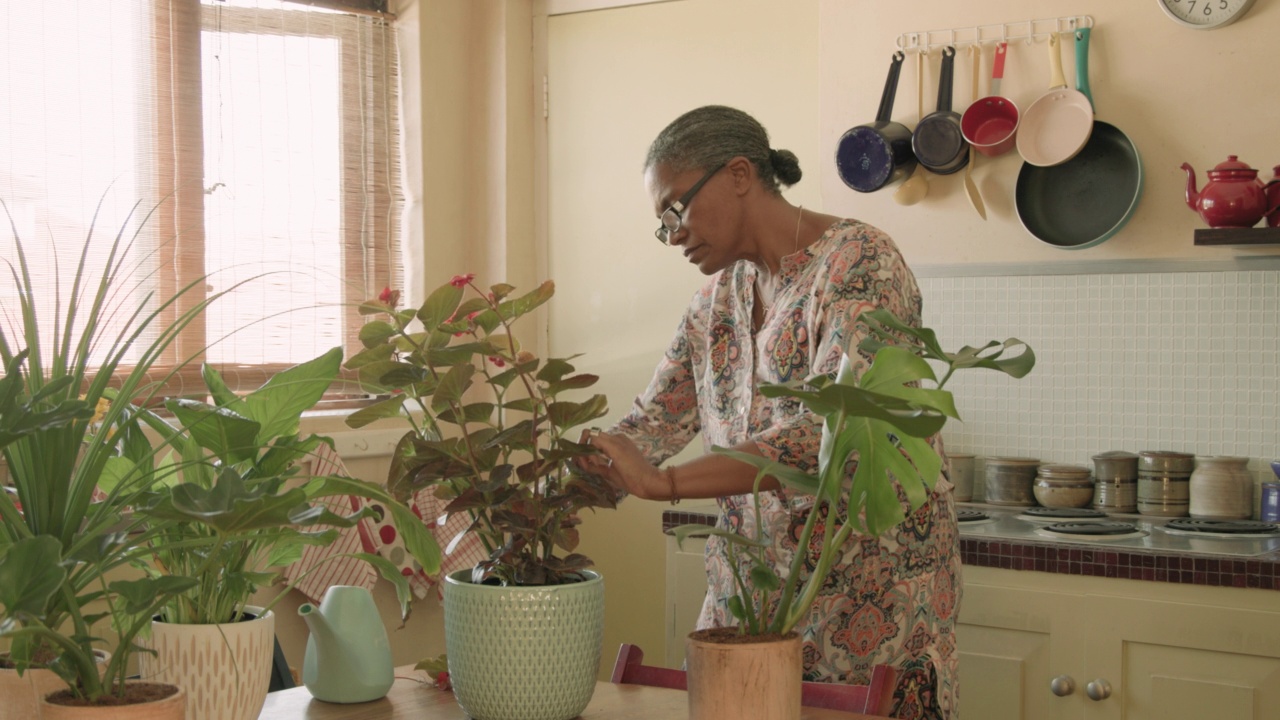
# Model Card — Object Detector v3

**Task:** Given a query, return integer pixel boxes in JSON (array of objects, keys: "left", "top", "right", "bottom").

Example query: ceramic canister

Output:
[
  {"left": 1092, "top": 451, "right": 1138, "bottom": 513},
  {"left": 949, "top": 453, "right": 975, "bottom": 502},
  {"left": 1137, "top": 450, "right": 1194, "bottom": 517},
  {"left": 1262, "top": 483, "right": 1280, "bottom": 523},
  {"left": 983, "top": 457, "right": 1040, "bottom": 506},
  {"left": 1189, "top": 456, "right": 1254, "bottom": 520},
  {"left": 1033, "top": 464, "right": 1094, "bottom": 509}
]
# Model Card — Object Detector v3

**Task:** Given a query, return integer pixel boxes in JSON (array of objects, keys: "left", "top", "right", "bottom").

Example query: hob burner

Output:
[
  {"left": 1043, "top": 521, "right": 1138, "bottom": 536},
  {"left": 957, "top": 509, "right": 990, "bottom": 523},
  {"left": 1164, "top": 519, "right": 1280, "bottom": 535},
  {"left": 1021, "top": 507, "right": 1107, "bottom": 520}
]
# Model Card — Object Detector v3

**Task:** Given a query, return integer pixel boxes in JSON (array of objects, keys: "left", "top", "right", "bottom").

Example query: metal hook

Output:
[
  {"left": 1001, "top": 23, "right": 1008, "bottom": 43},
  {"left": 1026, "top": 20, "right": 1034, "bottom": 45},
  {"left": 1085, "top": 15, "right": 1095, "bottom": 28}
]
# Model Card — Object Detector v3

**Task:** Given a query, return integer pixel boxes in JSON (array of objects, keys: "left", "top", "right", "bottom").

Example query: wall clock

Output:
[{"left": 1158, "top": 0, "right": 1256, "bottom": 29}]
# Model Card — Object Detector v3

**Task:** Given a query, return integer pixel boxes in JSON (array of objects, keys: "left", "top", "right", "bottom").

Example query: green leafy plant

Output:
[
  {"left": 130, "top": 347, "right": 441, "bottom": 626},
  {"left": 674, "top": 309, "right": 1035, "bottom": 636},
  {"left": 345, "top": 276, "right": 616, "bottom": 586},
  {"left": 0, "top": 198, "right": 226, "bottom": 700}
]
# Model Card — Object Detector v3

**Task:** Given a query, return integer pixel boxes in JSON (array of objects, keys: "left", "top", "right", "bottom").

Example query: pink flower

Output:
[
  {"left": 434, "top": 671, "right": 451, "bottom": 691},
  {"left": 488, "top": 356, "right": 506, "bottom": 368},
  {"left": 450, "top": 273, "right": 476, "bottom": 288},
  {"left": 378, "top": 287, "right": 400, "bottom": 307}
]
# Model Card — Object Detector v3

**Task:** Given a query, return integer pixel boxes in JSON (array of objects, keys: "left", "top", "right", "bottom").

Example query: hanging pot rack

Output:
[{"left": 896, "top": 15, "right": 1094, "bottom": 54}]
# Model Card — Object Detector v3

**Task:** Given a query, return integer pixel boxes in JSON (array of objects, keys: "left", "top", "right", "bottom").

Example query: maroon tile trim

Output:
[{"left": 662, "top": 509, "right": 1280, "bottom": 591}]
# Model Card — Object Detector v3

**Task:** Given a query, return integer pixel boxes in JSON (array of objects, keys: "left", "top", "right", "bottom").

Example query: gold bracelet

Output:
[{"left": 665, "top": 467, "right": 680, "bottom": 505}]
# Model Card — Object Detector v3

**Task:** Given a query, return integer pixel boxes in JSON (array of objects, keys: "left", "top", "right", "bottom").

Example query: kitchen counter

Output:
[{"left": 662, "top": 503, "right": 1280, "bottom": 592}]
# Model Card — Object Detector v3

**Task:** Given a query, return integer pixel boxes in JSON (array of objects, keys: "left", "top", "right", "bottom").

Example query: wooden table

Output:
[{"left": 258, "top": 669, "right": 878, "bottom": 719}]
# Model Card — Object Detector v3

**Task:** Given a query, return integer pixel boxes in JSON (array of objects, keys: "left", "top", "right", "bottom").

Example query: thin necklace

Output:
[{"left": 793, "top": 204, "right": 805, "bottom": 254}]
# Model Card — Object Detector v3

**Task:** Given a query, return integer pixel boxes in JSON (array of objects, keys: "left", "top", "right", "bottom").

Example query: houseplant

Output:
[
  {"left": 127, "top": 347, "right": 440, "bottom": 720},
  {"left": 0, "top": 198, "right": 226, "bottom": 716},
  {"left": 344, "top": 275, "right": 616, "bottom": 720},
  {"left": 674, "top": 309, "right": 1035, "bottom": 720}
]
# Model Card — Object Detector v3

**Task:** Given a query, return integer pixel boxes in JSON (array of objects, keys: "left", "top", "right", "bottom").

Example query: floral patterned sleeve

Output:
[
  {"left": 611, "top": 311, "right": 703, "bottom": 467},
  {"left": 750, "top": 225, "right": 922, "bottom": 478}
]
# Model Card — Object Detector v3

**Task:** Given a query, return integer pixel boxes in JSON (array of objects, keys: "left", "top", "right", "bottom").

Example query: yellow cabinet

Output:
[{"left": 960, "top": 566, "right": 1280, "bottom": 720}]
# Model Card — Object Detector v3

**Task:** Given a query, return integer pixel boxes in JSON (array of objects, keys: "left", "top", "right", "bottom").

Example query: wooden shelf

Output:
[{"left": 1194, "top": 226, "right": 1280, "bottom": 246}]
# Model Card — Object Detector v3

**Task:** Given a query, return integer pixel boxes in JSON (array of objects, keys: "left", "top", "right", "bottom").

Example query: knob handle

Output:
[
  {"left": 1086, "top": 679, "right": 1112, "bottom": 701},
  {"left": 1050, "top": 676, "right": 1075, "bottom": 697}
]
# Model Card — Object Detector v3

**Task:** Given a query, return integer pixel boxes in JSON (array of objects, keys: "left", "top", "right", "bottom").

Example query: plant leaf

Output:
[
  {"left": 418, "top": 283, "right": 464, "bottom": 331},
  {"left": 243, "top": 347, "right": 342, "bottom": 442},
  {"left": 0, "top": 536, "right": 66, "bottom": 618}
]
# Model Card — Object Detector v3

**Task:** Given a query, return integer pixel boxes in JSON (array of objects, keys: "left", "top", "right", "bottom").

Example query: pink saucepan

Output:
[{"left": 961, "top": 41, "right": 1019, "bottom": 157}]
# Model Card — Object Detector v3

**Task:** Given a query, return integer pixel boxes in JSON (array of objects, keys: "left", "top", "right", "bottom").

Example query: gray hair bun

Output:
[{"left": 769, "top": 148, "right": 803, "bottom": 187}]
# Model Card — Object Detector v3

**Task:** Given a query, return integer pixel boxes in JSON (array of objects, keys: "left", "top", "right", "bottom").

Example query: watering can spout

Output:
[
  {"left": 1182, "top": 163, "right": 1201, "bottom": 212},
  {"left": 298, "top": 602, "right": 337, "bottom": 656}
]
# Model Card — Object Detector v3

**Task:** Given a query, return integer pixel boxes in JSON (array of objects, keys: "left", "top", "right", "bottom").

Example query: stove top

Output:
[{"left": 957, "top": 504, "right": 1280, "bottom": 558}]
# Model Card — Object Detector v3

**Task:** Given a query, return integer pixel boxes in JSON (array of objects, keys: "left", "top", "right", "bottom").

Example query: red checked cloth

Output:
[{"left": 282, "top": 442, "right": 488, "bottom": 602}]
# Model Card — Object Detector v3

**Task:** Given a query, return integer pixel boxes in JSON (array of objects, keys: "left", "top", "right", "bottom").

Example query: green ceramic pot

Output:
[{"left": 442, "top": 569, "right": 604, "bottom": 720}]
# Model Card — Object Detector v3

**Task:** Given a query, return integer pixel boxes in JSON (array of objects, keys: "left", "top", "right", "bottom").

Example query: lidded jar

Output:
[
  {"left": 983, "top": 457, "right": 1039, "bottom": 506},
  {"left": 1189, "top": 456, "right": 1253, "bottom": 520},
  {"left": 1092, "top": 450, "right": 1138, "bottom": 513},
  {"left": 1033, "top": 464, "right": 1094, "bottom": 509},
  {"left": 1137, "top": 450, "right": 1194, "bottom": 517}
]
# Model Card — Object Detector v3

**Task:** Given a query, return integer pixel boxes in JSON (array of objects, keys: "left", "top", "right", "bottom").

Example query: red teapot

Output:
[
  {"left": 1266, "top": 165, "right": 1280, "bottom": 228},
  {"left": 1181, "top": 155, "right": 1269, "bottom": 228}
]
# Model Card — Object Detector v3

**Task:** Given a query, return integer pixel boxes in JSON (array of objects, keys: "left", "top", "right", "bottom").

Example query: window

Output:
[{"left": 0, "top": 0, "right": 401, "bottom": 394}]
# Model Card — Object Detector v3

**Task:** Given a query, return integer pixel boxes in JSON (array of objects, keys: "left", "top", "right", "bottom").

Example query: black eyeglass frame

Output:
[{"left": 654, "top": 163, "right": 725, "bottom": 245}]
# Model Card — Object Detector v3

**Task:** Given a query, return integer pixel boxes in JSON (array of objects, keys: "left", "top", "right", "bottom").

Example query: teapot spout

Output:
[{"left": 1181, "top": 163, "right": 1200, "bottom": 211}]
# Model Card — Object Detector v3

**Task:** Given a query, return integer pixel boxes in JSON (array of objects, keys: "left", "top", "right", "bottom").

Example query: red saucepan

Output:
[
  {"left": 1016, "top": 28, "right": 1143, "bottom": 249},
  {"left": 961, "top": 41, "right": 1019, "bottom": 157},
  {"left": 1016, "top": 33, "right": 1093, "bottom": 167},
  {"left": 911, "top": 46, "right": 968, "bottom": 175},
  {"left": 836, "top": 52, "right": 917, "bottom": 193}
]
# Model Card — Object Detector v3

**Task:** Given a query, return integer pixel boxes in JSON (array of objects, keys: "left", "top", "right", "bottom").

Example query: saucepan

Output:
[
  {"left": 1016, "top": 28, "right": 1143, "bottom": 249},
  {"left": 911, "top": 46, "right": 968, "bottom": 175},
  {"left": 836, "top": 52, "right": 916, "bottom": 193},
  {"left": 1016, "top": 33, "right": 1093, "bottom": 167},
  {"left": 961, "top": 41, "right": 1019, "bottom": 157}
]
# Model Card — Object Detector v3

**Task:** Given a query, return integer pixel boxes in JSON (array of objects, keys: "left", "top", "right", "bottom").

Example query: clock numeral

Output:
[
  {"left": 1188, "top": 0, "right": 1196, "bottom": 12},
  {"left": 1220, "top": 0, "right": 1228, "bottom": 8}
]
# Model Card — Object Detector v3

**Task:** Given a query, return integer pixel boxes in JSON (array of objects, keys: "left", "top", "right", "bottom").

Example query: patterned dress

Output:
[{"left": 614, "top": 219, "right": 961, "bottom": 720}]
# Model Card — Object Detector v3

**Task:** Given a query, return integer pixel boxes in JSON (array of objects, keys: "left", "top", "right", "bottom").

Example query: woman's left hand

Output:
[{"left": 576, "top": 428, "right": 667, "bottom": 501}]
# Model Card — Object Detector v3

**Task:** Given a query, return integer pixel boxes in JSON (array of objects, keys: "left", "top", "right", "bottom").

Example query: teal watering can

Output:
[{"left": 299, "top": 585, "right": 394, "bottom": 703}]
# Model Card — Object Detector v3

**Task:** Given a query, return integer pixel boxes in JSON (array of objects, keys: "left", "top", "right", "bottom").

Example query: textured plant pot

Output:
[
  {"left": 0, "top": 650, "right": 109, "bottom": 720},
  {"left": 442, "top": 569, "right": 604, "bottom": 720},
  {"left": 686, "top": 629, "right": 802, "bottom": 720},
  {"left": 40, "top": 684, "right": 184, "bottom": 720},
  {"left": 136, "top": 608, "right": 274, "bottom": 720}
]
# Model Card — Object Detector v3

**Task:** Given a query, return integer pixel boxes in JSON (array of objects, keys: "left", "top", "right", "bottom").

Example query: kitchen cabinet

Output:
[{"left": 960, "top": 565, "right": 1280, "bottom": 720}]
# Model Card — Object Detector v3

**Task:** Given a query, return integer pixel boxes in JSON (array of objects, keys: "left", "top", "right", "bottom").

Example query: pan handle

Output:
[
  {"left": 936, "top": 46, "right": 956, "bottom": 113},
  {"left": 1047, "top": 34, "right": 1066, "bottom": 90},
  {"left": 1074, "top": 27, "right": 1094, "bottom": 111},
  {"left": 991, "top": 42, "right": 1008, "bottom": 97},
  {"left": 875, "top": 52, "right": 906, "bottom": 123}
]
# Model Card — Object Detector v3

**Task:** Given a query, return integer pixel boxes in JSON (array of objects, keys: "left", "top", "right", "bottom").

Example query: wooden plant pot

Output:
[
  {"left": 686, "top": 629, "right": 802, "bottom": 720},
  {"left": 0, "top": 651, "right": 110, "bottom": 720},
  {"left": 40, "top": 683, "right": 184, "bottom": 720}
]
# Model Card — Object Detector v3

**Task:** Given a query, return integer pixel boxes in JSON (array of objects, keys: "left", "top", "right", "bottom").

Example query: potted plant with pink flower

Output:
[{"left": 344, "top": 273, "right": 616, "bottom": 720}]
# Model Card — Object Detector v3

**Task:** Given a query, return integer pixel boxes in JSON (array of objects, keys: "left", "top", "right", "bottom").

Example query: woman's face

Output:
[{"left": 644, "top": 160, "right": 740, "bottom": 275}]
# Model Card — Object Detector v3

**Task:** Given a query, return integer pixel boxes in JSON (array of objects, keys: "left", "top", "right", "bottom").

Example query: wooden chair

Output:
[{"left": 611, "top": 643, "right": 897, "bottom": 716}]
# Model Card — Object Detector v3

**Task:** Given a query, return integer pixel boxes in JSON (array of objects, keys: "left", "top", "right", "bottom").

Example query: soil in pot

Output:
[{"left": 44, "top": 683, "right": 179, "bottom": 707}]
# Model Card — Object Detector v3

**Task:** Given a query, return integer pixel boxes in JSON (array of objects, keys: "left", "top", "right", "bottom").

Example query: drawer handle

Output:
[
  {"left": 1050, "top": 676, "right": 1075, "bottom": 697},
  {"left": 1086, "top": 679, "right": 1112, "bottom": 701}
]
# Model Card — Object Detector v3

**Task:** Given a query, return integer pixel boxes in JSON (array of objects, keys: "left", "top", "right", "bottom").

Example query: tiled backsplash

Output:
[{"left": 919, "top": 269, "right": 1280, "bottom": 512}]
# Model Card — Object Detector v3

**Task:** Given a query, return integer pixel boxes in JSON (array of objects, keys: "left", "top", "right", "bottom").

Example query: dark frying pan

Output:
[
  {"left": 1016, "top": 28, "right": 1142, "bottom": 249},
  {"left": 836, "top": 52, "right": 916, "bottom": 193},
  {"left": 911, "top": 46, "right": 968, "bottom": 175}
]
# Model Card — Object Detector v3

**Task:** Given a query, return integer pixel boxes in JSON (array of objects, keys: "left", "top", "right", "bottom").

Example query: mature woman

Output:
[{"left": 582, "top": 105, "right": 960, "bottom": 720}]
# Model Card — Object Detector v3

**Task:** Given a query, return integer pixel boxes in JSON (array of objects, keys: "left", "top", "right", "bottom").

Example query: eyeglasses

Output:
[{"left": 654, "top": 164, "right": 725, "bottom": 245}]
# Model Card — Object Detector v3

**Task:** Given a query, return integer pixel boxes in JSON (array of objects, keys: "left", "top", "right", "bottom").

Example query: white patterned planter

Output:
[
  {"left": 443, "top": 570, "right": 604, "bottom": 720},
  {"left": 137, "top": 608, "right": 274, "bottom": 720}
]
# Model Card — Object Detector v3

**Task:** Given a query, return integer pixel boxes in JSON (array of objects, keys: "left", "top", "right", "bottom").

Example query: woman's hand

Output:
[{"left": 576, "top": 428, "right": 668, "bottom": 501}]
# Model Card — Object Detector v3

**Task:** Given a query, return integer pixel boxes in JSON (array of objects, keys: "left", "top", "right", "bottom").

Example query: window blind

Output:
[{"left": 0, "top": 0, "right": 403, "bottom": 397}]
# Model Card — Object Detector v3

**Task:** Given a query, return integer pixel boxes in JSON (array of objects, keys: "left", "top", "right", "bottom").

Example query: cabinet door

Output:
[
  {"left": 664, "top": 535, "right": 708, "bottom": 668},
  {"left": 1085, "top": 596, "right": 1280, "bottom": 720},
  {"left": 958, "top": 582, "right": 1086, "bottom": 720}
]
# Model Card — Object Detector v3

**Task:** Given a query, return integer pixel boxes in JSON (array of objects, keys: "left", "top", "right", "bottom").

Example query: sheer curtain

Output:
[{"left": 0, "top": 0, "right": 402, "bottom": 394}]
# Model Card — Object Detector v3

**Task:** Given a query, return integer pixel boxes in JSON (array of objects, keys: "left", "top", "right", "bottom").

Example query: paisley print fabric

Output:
[{"left": 615, "top": 220, "right": 961, "bottom": 719}]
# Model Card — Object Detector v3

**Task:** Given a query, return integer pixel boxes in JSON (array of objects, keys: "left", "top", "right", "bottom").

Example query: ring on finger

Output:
[{"left": 606, "top": 457, "right": 614, "bottom": 468}]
